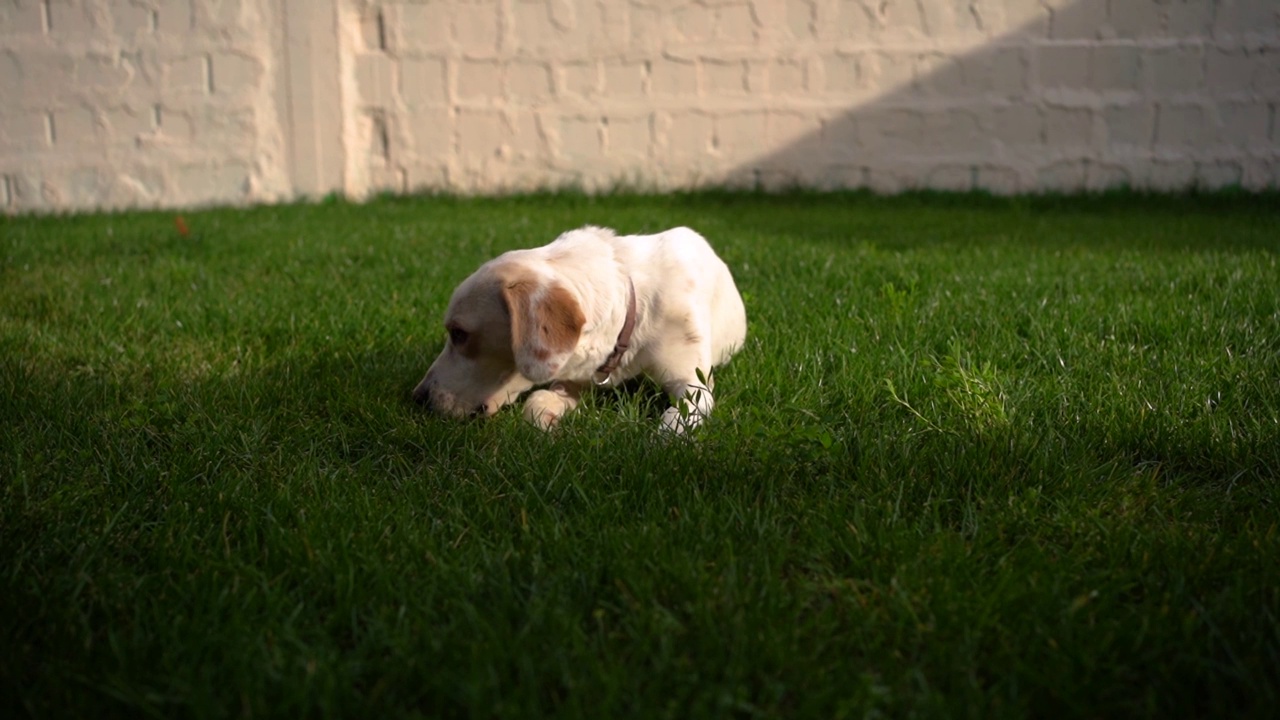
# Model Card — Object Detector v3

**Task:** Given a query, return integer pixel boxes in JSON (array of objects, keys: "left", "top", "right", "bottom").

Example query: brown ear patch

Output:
[
  {"left": 538, "top": 284, "right": 586, "bottom": 353},
  {"left": 503, "top": 279, "right": 585, "bottom": 363}
]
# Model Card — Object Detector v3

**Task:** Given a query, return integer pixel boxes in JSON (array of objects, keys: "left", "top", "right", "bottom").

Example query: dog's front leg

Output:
[
  {"left": 660, "top": 373, "right": 715, "bottom": 434},
  {"left": 523, "top": 381, "right": 584, "bottom": 430}
]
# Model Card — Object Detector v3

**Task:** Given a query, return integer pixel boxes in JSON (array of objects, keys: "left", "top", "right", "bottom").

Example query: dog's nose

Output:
[{"left": 412, "top": 376, "right": 432, "bottom": 406}]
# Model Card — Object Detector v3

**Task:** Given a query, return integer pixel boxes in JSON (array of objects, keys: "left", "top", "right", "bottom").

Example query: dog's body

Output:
[{"left": 413, "top": 226, "right": 746, "bottom": 431}]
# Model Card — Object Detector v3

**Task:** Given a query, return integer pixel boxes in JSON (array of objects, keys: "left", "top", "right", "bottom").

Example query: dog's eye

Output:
[{"left": 448, "top": 327, "right": 469, "bottom": 346}]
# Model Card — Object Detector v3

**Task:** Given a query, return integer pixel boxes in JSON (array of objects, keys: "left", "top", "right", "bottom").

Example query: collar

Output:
[{"left": 592, "top": 278, "right": 637, "bottom": 385}]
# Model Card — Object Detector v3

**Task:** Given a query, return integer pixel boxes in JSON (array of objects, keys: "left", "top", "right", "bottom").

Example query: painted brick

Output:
[
  {"left": 1155, "top": 104, "right": 1207, "bottom": 147},
  {"left": 457, "top": 60, "right": 502, "bottom": 101},
  {"left": 627, "top": 6, "right": 664, "bottom": 48},
  {"left": 584, "top": 2, "right": 629, "bottom": 50},
  {"left": 1102, "top": 103, "right": 1154, "bottom": 147},
  {"left": 878, "top": 0, "right": 929, "bottom": 41},
  {"left": 212, "top": 52, "right": 264, "bottom": 96},
  {"left": 1196, "top": 160, "right": 1244, "bottom": 188},
  {"left": 118, "top": 166, "right": 168, "bottom": 203},
  {"left": 821, "top": 53, "right": 860, "bottom": 93},
  {"left": 954, "top": 47, "right": 1026, "bottom": 96},
  {"left": 401, "top": 58, "right": 447, "bottom": 106},
  {"left": 404, "top": 163, "right": 448, "bottom": 190},
  {"left": 606, "top": 115, "right": 651, "bottom": 158},
  {"left": 188, "top": 106, "right": 255, "bottom": 146},
  {"left": 770, "top": 112, "right": 822, "bottom": 149},
  {"left": 787, "top": 0, "right": 814, "bottom": 40},
  {"left": 1213, "top": 0, "right": 1279, "bottom": 38},
  {"left": 715, "top": 112, "right": 767, "bottom": 156},
  {"left": 859, "top": 109, "right": 926, "bottom": 157},
  {"left": 603, "top": 60, "right": 645, "bottom": 96},
  {"left": 666, "top": 112, "right": 714, "bottom": 156},
  {"left": 508, "top": 62, "right": 553, "bottom": 102},
  {"left": 166, "top": 55, "right": 209, "bottom": 94},
  {"left": 989, "top": 0, "right": 1051, "bottom": 36},
  {"left": 388, "top": 5, "right": 449, "bottom": 50},
  {"left": 173, "top": 160, "right": 251, "bottom": 202},
  {"left": 156, "top": 0, "right": 193, "bottom": 34},
  {"left": 48, "top": 2, "right": 98, "bottom": 35},
  {"left": 405, "top": 106, "right": 453, "bottom": 159},
  {"left": 52, "top": 108, "right": 100, "bottom": 148},
  {"left": 1045, "top": 108, "right": 1094, "bottom": 148},
  {"left": 990, "top": 104, "right": 1043, "bottom": 146},
  {"left": 1205, "top": 47, "right": 1280, "bottom": 94},
  {"left": 1091, "top": 45, "right": 1142, "bottom": 92},
  {"left": 770, "top": 59, "right": 807, "bottom": 95},
  {"left": 716, "top": 3, "right": 757, "bottom": 43},
  {"left": 364, "top": 111, "right": 392, "bottom": 164},
  {"left": 456, "top": 109, "right": 503, "bottom": 163},
  {"left": 1146, "top": 47, "right": 1205, "bottom": 96},
  {"left": 1038, "top": 159, "right": 1088, "bottom": 190},
  {"left": 703, "top": 60, "right": 746, "bottom": 95},
  {"left": 149, "top": 106, "right": 196, "bottom": 143},
  {"left": 0, "top": 1, "right": 45, "bottom": 35},
  {"left": 744, "top": 61, "right": 766, "bottom": 96},
  {"left": 917, "top": 110, "right": 988, "bottom": 156},
  {"left": 561, "top": 61, "right": 599, "bottom": 96},
  {"left": 1087, "top": 163, "right": 1130, "bottom": 191},
  {"left": 820, "top": 115, "right": 859, "bottom": 162},
  {"left": 864, "top": 166, "right": 913, "bottom": 194},
  {"left": 197, "top": 0, "right": 248, "bottom": 32},
  {"left": 912, "top": 52, "right": 958, "bottom": 97},
  {"left": 1218, "top": 103, "right": 1271, "bottom": 146},
  {"left": 457, "top": 2, "right": 501, "bottom": 51},
  {"left": 1037, "top": 46, "right": 1090, "bottom": 90},
  {"left": 976, "top": 165, "right": 1023, "bottom": 194},
  {"left": 864, "top": 51, "right": 915, "bottom": 92},
  {"left": 927, "top": 165, "right": 973, "bottom": 191},
  {"left": 508, "top": 110, "right": 547, "bottom": 160},
  {"left": 1048, "top": 0, "right": 1108, "bottom": 40},
  {"left": 0, "top": 52, "right": 21, "bottom": 101},
  {"left": 0, "top": 112, "right": 49, "bottom": 151},
  {"left": 76, "top": 54, "right": 134, "bottom": 90},
  {"left": 113, "top": 3, "right": 155, "bottom": 36},
  {"left": 651, "top": 58, "right": 697, "bottom": 96},
  {"left": 815, "top": 164, "right": 865, "bottom": 191},
  {"left": 558, "top": 116, "right": 601, "bottom": 160},
  {"left": 356, "top": 53, "right": 394, "bottom": 106},
  {"left": 360, "top": 4, "right": 386, "bottom": 51},
  {"left": 1166, "top": 1, "right": 1214, "bottom": 37},
  {"left": 674, "top": 4, "right": 716, "bottom": 42},
  {"left": 3, "top": 0, "right": 1278, "bottom": 209},
  {"left": 104, "top": 107, "right": 156, "bottom": 145},
  {"left": 1106, "top": 0, "right": 1162, "bottom": 40}
]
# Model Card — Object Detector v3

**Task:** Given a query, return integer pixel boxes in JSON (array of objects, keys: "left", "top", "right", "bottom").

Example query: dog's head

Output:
[{"left": 413, "top": 256, "right": 586, "bottom": 418}]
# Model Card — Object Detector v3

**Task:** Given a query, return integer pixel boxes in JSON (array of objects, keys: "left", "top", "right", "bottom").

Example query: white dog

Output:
[{"left": 412, "top": 226, "right": 747, "bottom": 432}]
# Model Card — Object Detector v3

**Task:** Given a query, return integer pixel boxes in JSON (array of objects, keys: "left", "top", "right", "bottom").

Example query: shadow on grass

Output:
[{"left": 650, "top": 189, "right": 1280, "bottom": 255}]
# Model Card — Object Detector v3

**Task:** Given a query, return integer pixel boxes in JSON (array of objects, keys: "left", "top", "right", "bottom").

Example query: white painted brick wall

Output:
[{"left": 2, "top": 0, "right": 1278, "bottom": 211}]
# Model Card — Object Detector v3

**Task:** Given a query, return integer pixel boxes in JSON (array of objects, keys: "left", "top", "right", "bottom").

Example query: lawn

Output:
[{"left": 2, "top": 191, "right": 1278, "bottom": 718}]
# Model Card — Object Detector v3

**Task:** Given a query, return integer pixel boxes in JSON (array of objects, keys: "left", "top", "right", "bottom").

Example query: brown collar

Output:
[{"left": 593, "top": 278, "right": 637, "bottom": 385}]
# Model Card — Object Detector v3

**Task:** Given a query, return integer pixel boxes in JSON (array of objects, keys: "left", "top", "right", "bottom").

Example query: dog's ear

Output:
[{"left": 503, "top": 280, "right": 585, "bottom": 383}]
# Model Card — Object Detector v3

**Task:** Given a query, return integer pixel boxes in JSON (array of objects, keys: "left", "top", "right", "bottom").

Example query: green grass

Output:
[{"left": 2, "top": 191, "right": 1278, "bottom": 719}]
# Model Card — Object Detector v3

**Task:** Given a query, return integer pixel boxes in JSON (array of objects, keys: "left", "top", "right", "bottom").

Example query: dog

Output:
[{"left": 412, "top": 225, "right": 747, "bottom": 432}]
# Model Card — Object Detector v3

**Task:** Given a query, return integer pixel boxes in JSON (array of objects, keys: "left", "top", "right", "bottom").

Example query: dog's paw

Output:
[
  {"left": 660, "top": 406, "right": 700, "bottom": 435},
  {"left": 523, "top": 389, "right": 567, "bottom": 430}
]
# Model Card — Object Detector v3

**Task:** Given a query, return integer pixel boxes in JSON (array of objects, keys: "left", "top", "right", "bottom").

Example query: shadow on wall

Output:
[{"left": 705, "top": 0, "right": 1278, "bottom": 195}]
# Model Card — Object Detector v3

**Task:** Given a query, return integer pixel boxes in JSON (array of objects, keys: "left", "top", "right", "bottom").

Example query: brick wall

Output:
[
  {"left": 3, "top": 0, "right": 1278, "bottom": 211},
  {"left": 0, "top": 0, "right": 292, "bottom": 210}
]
